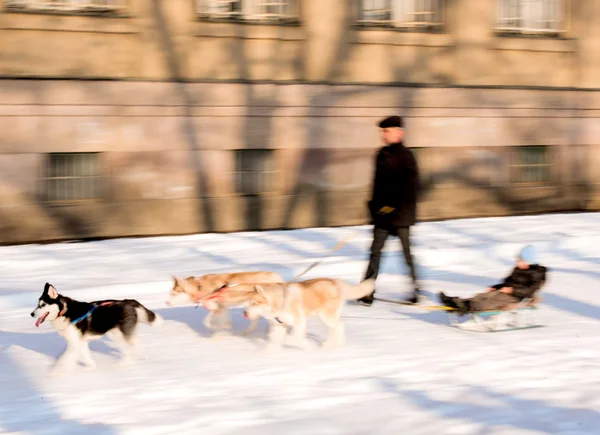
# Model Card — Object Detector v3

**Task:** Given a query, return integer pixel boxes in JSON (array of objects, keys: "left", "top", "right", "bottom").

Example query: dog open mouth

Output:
[{"left": 35, "top": 312, "right": 49, "bottom": 328}]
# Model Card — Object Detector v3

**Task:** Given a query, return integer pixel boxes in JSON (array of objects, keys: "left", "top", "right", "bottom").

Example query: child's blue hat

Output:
[{"left": 518, "top": 245, "right": 537, "bottom": 264}]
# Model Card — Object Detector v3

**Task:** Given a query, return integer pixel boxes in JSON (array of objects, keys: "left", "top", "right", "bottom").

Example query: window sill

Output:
[
  {"left": 42, "top": 199, "right": 106, "bottom": 206},
  {"left": 351, "top": 27, "right": 452, "bottom": 47},
  {"left": 491, "top": 34, "right": 576, "bottom": 53},
  {"left": 3, "top": 7, "right": 129, "bottom": 19},
  {"left": 1, "top": 10, "right": 135, "bottom": 34},
  {"left": 508, "top": 182, "right": 556, "bottom": 188},
  {"left": 196, "top": 16, "right": 300, "bottom": 26},
  {"left": 192, "top": 20, "right": 305, "bottom": 41},
  {"left": 353, "top": 23, "right": 445, "bottom": 34}
]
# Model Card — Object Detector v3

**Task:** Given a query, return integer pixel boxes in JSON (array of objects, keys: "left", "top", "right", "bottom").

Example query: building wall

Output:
[
  {"left": 1, "top": 0, "right": 599, "bottom": 86},
  {"left": 0, "top": 0, "right": 599, "bottom": 244}
]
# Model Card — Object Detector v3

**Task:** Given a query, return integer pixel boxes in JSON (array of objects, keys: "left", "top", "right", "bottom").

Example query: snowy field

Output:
[{"left": 1, "top": 212, "right": 599, "bottom": 435}]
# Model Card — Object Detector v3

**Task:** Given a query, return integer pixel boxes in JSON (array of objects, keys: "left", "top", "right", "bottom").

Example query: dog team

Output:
[{"left": 30, "top": 272, "right": 376, "bottom": 375}]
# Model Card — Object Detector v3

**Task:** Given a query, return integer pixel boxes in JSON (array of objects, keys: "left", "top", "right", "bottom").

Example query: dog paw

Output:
[
  {"left": 241, "top": 326, "right": 258, "bottom": 337},
  {"left": 293, "top": 338, "right": 311, "bottom": 350},
  {"left": 261, "top": 344, "right": 283, "bottom": 355},
  {"left": 82, "top": 363, "right": 97, "bottom": 371},
  {"left": 321, "top": 340, "right": 342, "bottom": 350},
  {"left": 115, "top": 357, "right": 133, "bottom": 368},
  {"left": 210, "top": 331, "right": 232, "bottom": 340},
  {"left": 50, "top": 366, "right": 68, "bottom": 377}
]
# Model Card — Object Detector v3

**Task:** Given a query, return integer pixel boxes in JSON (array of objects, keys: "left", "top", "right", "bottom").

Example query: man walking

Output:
[{"left": 358, "top": 115, "right": 421, "bottom": 306}]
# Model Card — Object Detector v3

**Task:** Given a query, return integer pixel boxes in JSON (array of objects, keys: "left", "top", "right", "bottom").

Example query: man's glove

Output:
[{"left": 378, "top": 206, "right": 395, "bottom": 215}]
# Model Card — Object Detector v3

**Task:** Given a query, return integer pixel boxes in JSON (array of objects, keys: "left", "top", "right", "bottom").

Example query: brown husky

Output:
[
  {"left": 166, "top": 271, "right": 284, "bottom": 335},
  {"left": 243, "top": 278, "right": 376, "bottom": 351}
]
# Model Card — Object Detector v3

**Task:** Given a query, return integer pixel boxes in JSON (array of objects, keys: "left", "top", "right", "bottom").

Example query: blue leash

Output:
[{"left": 70, "top": 305, "right": 97, "bottom": 325}]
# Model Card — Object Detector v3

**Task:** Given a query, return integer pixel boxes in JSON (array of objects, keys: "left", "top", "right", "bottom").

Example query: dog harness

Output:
[
  {"left": 198, "top": 283, "right": 238, "bottom": 309},
  {"left": 69, "top": 301, "right": 113, "bottom": 325}
]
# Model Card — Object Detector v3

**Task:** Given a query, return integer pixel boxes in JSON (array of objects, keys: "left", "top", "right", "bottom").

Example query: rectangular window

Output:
[
  {"left": 43, "top": 153, "right": 104, "bottom": 201},
  {"left": 509, "top": 146, "right": 552, "bottom": 184},
  {"left": 495, "top": 0, "right": 567, "bottom": 35},
  {"left": 357, "top": 0, "right": 444, "bottom": 29},
  {"left": 197, "top": 0, "right": 299, "bottom": 23},
  {"left": 4, "top": 0, "right": 126, "bottom": 14},
  {"left": 234, "top": 149, "right": 275, "bottom": 196}
]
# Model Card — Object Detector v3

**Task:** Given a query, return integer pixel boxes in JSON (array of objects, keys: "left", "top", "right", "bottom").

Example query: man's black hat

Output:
[{"left": 378, "top": 115, "right": 403, "bottom": 129}]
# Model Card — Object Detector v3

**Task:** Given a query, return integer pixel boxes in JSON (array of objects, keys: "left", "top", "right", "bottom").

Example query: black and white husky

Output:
[{"left": 31, "top": 283, "right": 163, "bottom": 375}]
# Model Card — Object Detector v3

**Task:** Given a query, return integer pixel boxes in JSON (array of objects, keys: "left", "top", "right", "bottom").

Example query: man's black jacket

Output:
[{"left": 368, "top": 142, "right": 419, "bottom": 228}]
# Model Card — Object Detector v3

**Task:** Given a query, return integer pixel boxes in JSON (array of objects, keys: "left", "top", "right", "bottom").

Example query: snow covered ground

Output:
[{"left": 1, "top": 212, "right": 599, "bottom": 435}]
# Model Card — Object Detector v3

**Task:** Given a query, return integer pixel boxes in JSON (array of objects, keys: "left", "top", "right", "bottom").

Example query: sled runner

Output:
[
  {"left": 375, "top": 297, "right": 543, "bottom": 332},
  {"left": 444, "top": 298, "right": 543, "bottom": 332}
]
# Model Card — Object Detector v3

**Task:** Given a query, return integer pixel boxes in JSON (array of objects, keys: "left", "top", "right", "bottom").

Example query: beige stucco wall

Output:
[
  {"left": 0, "top": 80, "right": 597, "bottom": 243},
  {"left": 0, "top": 0, "right": 598, "bottom": 86},
  {"left": 0, "top": 0, "right": 599, "bottom": 243}
]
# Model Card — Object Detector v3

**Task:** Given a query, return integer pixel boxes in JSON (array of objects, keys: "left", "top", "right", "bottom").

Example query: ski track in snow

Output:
[{"left": 0, "top": 212, "right": 599, "bottom": 435}]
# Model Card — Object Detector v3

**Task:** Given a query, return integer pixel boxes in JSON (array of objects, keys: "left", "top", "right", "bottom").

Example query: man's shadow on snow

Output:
[{"left": 377, "top": 378, "right": 600, "bottom": 433}]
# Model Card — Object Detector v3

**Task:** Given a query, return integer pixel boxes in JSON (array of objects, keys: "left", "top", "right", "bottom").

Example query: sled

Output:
[
  {"left": 445, "top": 299, "right": 543, "bottom": 332},
  {"left": 372, "top": 295, "right": 543, "bottom": 332}
]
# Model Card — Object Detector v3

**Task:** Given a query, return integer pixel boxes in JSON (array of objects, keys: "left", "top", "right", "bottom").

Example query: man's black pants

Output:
[{"left": 363, "top": 226, "right": 418, "bottom": 297}]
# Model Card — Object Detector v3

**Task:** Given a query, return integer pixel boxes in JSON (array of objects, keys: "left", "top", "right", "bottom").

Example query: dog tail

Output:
[
  {"left": 337, "top": 278, "right": 376, "bottom": 300},
  {"left": 131, "top": 301, "right": 164, "bottom": 326}
]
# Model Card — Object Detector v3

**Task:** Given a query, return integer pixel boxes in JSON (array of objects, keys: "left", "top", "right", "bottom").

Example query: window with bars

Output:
[
  {"left": 4, "top": 0, "right": 126, "bottom": 14},
  {"left": 495, "top": 0, "right": 567, "bottom": 35},
  {"left": 509, "top": 146, "right": 553, "bottom": 184},
  {"left": 197, "top": 0, "right": 299, "bottom": 22},
  {"left": 357, "top": 0, "right": 444, "bottom": 29},
  {"left": 43, "top": 153, "right": 104, "bottom": 202},
  {"left": 234, "top": 149, "right": 276, "bottom": 196}
]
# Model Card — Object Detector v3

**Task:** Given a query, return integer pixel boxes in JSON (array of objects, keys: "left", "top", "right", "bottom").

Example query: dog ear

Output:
[
  {"left": 254, "top": 285, "right": 268, "bottom": 302},
  {"left": 45, "top": 284, "right": 58, "bottom": 299}
]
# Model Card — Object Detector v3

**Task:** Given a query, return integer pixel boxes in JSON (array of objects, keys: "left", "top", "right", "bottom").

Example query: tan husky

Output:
[
  {"left": 166, "top": 271, "right": 284, "bottom": 334},
  {"left": 243, "top": 278, "right": 375, "bottom": 350}
]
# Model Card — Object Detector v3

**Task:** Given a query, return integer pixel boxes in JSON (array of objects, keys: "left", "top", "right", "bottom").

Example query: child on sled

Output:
[{"left": 439, "top": 245, "right": 548, "bottom": 315}]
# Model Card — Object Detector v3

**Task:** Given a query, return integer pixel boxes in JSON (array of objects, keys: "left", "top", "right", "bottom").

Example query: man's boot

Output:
[{"left": 357, "top": 292, "right": 375, "bottom": 307}]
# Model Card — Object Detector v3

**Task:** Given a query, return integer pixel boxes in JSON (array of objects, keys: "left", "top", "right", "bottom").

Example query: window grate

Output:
[
  {"left": 357, "top": 0, "right": 444, "bottom": 29},
  {"left": 197, "top": 0, "right": 298, "bottom": 22},
  {"left": 509, "top": 146, "right": 553, "bottom": 184},
  {"left": 234, "top": 149, "right": 276, "bottom": 196},
  {"left": 43, "top": 153, "right": 104, "bottom": 202},
  {"left": 4, "top": 0, "right": 126, "bottom": 13},
  {"left": 495, "top": 0, "right": 567, "bottom": 35}
]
